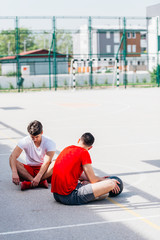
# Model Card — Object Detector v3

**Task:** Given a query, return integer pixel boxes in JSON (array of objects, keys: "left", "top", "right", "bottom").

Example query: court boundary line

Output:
[
  {"left": 1, "top": 118, "right": 160, "bottom": 235},
  {"left": 108, "top": 198, "right": 160, "bottom": 231},
  {"left": 0, "top": 214, "right": 160, "bottom": 236}
]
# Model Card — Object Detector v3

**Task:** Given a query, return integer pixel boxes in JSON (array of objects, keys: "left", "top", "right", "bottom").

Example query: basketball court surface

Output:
[{"left": 0, "top": 88, "right": 160, "bottom": 240}]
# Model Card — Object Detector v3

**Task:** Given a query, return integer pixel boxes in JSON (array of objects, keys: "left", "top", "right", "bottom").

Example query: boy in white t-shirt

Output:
[{"left": 9, "top": 120, "right": 56, "bottom": 191}]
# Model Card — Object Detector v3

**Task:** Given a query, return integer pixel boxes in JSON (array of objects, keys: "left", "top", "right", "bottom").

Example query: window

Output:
[
  {"left": 141, "top": 34, "right": 146, "bottom": 39},
  {"left": 132, "top": 32, "right": 136, "bottom": 38},
  {"left": 127, "top": 32, "right": 131, "bottom": 38},
  {"left": 114, "top": 33, "right": 120, "bottom": 43},
  {"left": 132, "top": 45, "right": 136, "bottom": 52},
  {"left": 114, "top": 45, "right": 119, "bottom": 53},
  {"left": 106, "top": 32, "right": 110, "bottom": 39},
  {"left": 141, "top": 47, "right": 146, "bottom": 53},
  {"left": 127, "top": 45, "right": 131, "bottom": 53},
  {"left": 130, "top": 61, "right": 132, "bottom": 65},
  {"left": 106, "top": 45, "right": 111, "bottom": 53}
]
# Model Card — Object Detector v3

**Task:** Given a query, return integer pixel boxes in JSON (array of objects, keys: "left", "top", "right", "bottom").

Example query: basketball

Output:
[{"left": 108, "top": 176, "right": 123, "bottom": 197}]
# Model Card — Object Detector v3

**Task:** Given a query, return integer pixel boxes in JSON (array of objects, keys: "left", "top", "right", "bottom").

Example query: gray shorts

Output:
[{"left": 53, "top": 183, "right": 95, "bottom": 205}]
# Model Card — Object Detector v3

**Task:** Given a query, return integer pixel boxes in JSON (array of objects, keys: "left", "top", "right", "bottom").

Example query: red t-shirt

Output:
[{"left": 51, "top": 145, "right": 92, "bottom": 195}]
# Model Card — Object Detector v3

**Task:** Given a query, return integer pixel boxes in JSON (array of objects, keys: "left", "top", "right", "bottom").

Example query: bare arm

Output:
[
  {"left": 32, "top": 151, "right": 55, "bottom": 187},
  {"left": 83, "top": 164, "right": 120, "bottom": 195},
  {"left": 82, "top": 164, "right": 104, "bottom": 183},
  {"left": 9, "top": 146, "right": 23, "bottom": 185}
]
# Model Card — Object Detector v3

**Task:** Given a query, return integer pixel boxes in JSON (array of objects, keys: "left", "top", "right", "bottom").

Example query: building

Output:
[
  {"left": 73, "top": 25, "right": 147, "bottom": 72},
  {"left": 0, "top": 49, "right": 69, "bottom": 75},
  {"left": 147, "top": 3, "right": 160, "bottom": 71}
]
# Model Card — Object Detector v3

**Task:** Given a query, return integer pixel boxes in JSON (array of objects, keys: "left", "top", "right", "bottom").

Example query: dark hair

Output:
[
  {"left": 27, "top": 120, "right": 43, "bottom": 136},
  {"left": 80, "top": 132, "right": 95, "bottom": 146}
]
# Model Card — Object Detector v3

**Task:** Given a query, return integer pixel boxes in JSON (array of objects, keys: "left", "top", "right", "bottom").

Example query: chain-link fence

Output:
[{"left": 0, "top": 16, "right": 159, "bottom": 91}]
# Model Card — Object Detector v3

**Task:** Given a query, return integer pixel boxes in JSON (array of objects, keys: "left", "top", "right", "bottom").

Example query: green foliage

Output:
[
  {"left": 35, "top": 33, "right": 51, "bottom": 50},
  {"left": 142, "top": 78, "right": 147, "bottom": 83},
  {"left": 84, "top": 80, "right": 88, "bottom": 86},
  {"left": 136, "top": 77, "right": 139, "bottom": 84},
  {"left": 36, "top": 30, "right": 73, "bottom": 54},
  {"left": 0, "top": 28, "right": 73, "bottom": 57},
  {"left": 0, "top": 28, "right": 37, "bottom": 56},
  {"left": 56, "top": 30, "right": 73, "bottom": 54},
  {"left": 105, "top": 78, "right": 108, "bottom": 85},
  {"left": 105, "top": 69, "right": 112, "bottom": 73},
  {"left": 5, "top": 72, "right": 17, "bottom": 77},
  {"left": 42, "top": 82, "right": 46, "bottom": 88},
  {"left": 63, "top": 79, "right": 68, "bottom": 88},
  {"left": 150, "top": 65, "right": 160, "bottom": 83},
  {"left": 8, "top": 82, "right": 14, "bottom": 89},
  {"left": 95, "top": 79, "right": 99, "bottom": 86},
  {"left": 32, "top": 82, "right": 35, "bottom": 88}
]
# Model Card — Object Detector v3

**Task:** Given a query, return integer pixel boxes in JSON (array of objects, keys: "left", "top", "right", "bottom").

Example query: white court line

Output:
[{"left": 1, "top": 215, "right": 160, "bottom": 236}]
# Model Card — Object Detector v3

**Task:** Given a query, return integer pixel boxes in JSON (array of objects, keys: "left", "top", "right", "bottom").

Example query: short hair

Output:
[
  {"left": 80, "top": 132, "right": 95, "bottom": 147},
  {"left": 27, "top": 120, "right": 43, "bottom": 136}
]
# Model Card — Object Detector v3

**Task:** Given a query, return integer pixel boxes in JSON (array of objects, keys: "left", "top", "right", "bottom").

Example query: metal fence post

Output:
[
  {"left": 116, "top": 58, "right": 120, "bottom": 87},
  {"left": 157, "top": 16, "right": 159, "bottom": 87},
  {"left": 123, "top": 17, "right": 127, "bottom": 89},
  {"left": 88, "top": 16, "right": 93, "bottom": 88},
  {"left": 49, "top": 31, "right": 54, "bottom": 90},
  {"left": 53, "top": 16, "right": 57, "bottom": 90},
  {"left": 15, "top": 16, "right": 20, "bottom": 92}
]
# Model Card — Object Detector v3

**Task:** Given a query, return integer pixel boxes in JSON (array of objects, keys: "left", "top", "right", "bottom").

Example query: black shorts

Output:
[{"left": 53, "top": 183, "right": 95, "bottom": 205}]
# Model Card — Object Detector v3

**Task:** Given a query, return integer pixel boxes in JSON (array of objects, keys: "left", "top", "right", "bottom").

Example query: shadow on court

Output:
[
  {"left": 0, "top": 141, "right": 149, "bottom": 240},
  {"left": 0, "top": 88, "right": 160, "bottom": 240}
]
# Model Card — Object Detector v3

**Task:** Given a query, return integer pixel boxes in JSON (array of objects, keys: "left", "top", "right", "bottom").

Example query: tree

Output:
[
  {"left": 150, "top": 65, "right": 160, "bottom": 83},
  {"left": 0, "top": 28, "right": 37, "bottom": 56},
  {"left": 0, "top": 28, "right": 73, "bottom": 57},
  {"left": 35, "top": 30, "right": 73, "bottom": 55},
  {"left": 56, "top": 30, "right": 73, "bottom": 55}
]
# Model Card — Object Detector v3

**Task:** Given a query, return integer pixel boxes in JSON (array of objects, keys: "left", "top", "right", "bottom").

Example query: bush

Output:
[
  {"left": 95, "top": 79, "right": 99, "bottom": 86},
  {"left": 9, "top": 82, "right": 14, "bottom": 89},
  {"left": 136, "top": 77, "right": 139, "bottom": 84},
  {"left": 105, "top": 78, "right": 108, "bottom": 85},
  {"left": 42, "top": 82, "right": 46, "bottom": 88},
  {"left": 105, "top": 69, "right": 112, "bottom": 73},
  {"left": 150, "top": 66, "right": 160, "bottom": 83},
  {"left": 84, "top": 80, "right": 88, "bottom": 86},
  {"left": 142, "top": 78, "right": 147, "bottom": 83},
  {"left": 5, "top": 72, "right": 17, "bottom": 77},
  {"left": 64, "top": 79, "right": 68, "bottom": 88}
]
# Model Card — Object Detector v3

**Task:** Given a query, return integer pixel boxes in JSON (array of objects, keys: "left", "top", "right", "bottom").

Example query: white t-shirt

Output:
[{"left": 18, "top": 135, "right": 56, "bottom": 166}]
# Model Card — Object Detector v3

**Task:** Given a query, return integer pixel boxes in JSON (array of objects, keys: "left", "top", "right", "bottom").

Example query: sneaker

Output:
[
  {"left": 21, "top": 181, "right": 32, "bottom": 191},
  {"left": 39, "top": 180, "right": 48, "bottom": 189}
]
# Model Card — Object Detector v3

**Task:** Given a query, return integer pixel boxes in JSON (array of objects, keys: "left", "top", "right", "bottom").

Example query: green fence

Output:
[{"left": 0, "top": 16, "right": 159, "bottom": 91}]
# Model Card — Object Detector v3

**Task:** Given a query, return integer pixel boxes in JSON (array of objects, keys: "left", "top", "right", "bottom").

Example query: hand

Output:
[
  {"left": 111, "top": 179, "right": 120, "bottom": 194},
  {"left": 12, "top": 171, "right": 20, "bottom": 185},
  {"left": 32, "top": 175, "right": 41, "bottom": 187}
]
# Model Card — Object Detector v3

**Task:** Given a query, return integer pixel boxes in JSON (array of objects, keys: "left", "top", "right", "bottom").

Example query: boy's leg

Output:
[
  {"left": 41, "top": 160, "right": 55, "bottom": 180},
  {"left": 91, "top": 179, "right": 116, "bottom": 198},
  {"left": 16, "top": 161, "right": 34, "bottom": 182}
]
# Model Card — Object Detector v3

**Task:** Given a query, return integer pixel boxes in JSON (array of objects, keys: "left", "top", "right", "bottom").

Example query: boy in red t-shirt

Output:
[{"left": 51, "top": 133, "right": 120, "bottom": 205}]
